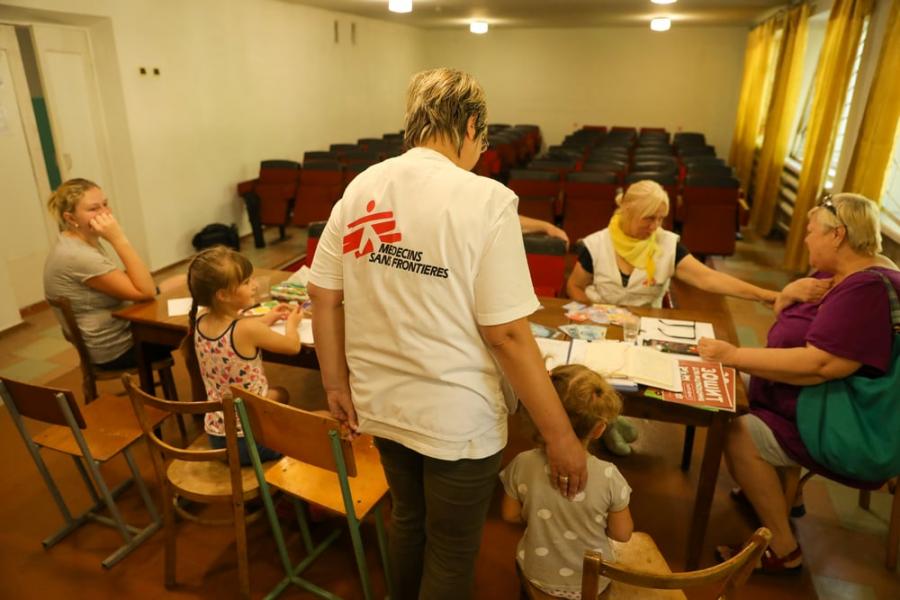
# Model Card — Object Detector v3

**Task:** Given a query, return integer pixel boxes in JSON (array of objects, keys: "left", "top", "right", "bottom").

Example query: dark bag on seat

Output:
[{"left": 192, "top": 223, "right": 240, "bottom": 251}]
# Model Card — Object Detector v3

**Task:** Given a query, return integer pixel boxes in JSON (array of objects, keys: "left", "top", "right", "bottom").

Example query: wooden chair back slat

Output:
[
  {"left": 587, "top": 528, "right": 771, "bottom": 598},
  {"left": 0, "top": 377, "right": 86, "bottom": 428},
  {"left": 123, "top": 374, "right": 227, "bottom": 462},
  {"left": 228, "top": 386, "right": 357, "bottom": 477}
]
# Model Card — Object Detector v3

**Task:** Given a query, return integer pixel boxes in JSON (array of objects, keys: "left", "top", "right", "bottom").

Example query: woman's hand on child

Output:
[{"left": 546, "top": 433, "right": 588, "bottom": 499}]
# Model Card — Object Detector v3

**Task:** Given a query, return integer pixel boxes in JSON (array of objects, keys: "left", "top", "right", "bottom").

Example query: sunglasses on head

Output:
[{"left": 818, "top": 193, "right": 844, "bottom": 226}]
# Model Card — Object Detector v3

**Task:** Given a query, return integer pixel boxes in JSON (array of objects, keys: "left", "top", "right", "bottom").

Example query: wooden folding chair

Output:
[
  {"left": 0, "top": 376, "right": 165, "bottom": 568},
  {"left": 519, "top": 528, "right": 770, "bottom": 600},
  {"left": 227, "top": 386, "right": 392, "bottom": 600},
  {"left": 123, "top": 374, "right": 267, "bottom": 598},
  {"left": 47, "top": 295, "right": 178, "bottom": 403}
]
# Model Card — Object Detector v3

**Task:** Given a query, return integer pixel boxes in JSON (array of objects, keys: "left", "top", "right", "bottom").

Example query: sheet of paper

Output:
[
  {"left": 639, "top": 317, "right": 715, "bottom": 344},
  {"left": 167, "top": 297, "right": 193, "bottom": 317},
  {"left": 535, "top": 338, "right": 572, "bottom": 371},
  {"left": 269, "top": 320, "right": 315, "bottom": 345},
  {"left": 626, "top": 346, "right": 682, "bottom": 392},
  {"left": 579, "top": 341, "right": 629, "bottom": 378}
]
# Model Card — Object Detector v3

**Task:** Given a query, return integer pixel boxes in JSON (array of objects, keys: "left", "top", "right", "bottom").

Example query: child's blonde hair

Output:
[
  {"left": 526, "top": 365, "right": 622, "bottom": 445},
  {"left": 180, "top": 246, "right": 254, "bottom": 377}
]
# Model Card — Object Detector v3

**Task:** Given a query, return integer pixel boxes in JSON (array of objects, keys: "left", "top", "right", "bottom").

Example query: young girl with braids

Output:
[
  {"left": 500, "top": 364, "right": 634, "bottom": 599},
  {"left": 184, "top": 246, "right": 302, "bottom": 465}
]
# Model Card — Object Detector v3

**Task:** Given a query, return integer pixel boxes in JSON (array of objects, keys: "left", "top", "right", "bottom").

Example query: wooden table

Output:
[
  {"left": 113, "top": 269, "right": 319, "bottom": 396},
  {"left": 118, "top": 274, "right": 742, "bottom": 569},
  {"left": 531, "top": 297, "right": 748, "bottom": 570}
]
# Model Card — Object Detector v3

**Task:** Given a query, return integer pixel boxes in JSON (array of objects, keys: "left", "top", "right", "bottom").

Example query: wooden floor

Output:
[{"left": 0, "top": 226, "right": 897, "bottom": 599}]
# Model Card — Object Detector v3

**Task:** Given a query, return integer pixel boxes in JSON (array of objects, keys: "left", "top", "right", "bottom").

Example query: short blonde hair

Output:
[
  {"left": 47, "top": 178, "right": 100, "bottom": 230},
  {"left": 808, "top": 192, "right": 881, "bottom": 256},
  {"left": 403, "top": 68, "right": 487, "bottom": 154},
  {"left": 616, "top": 180, "right": 670, "bottom": 219}
]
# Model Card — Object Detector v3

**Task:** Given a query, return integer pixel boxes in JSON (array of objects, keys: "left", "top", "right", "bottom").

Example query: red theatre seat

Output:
[
  {"left": 524, "top": 234, "right": 568, "bottom": 298},
  {"left": 563, "top": 171, "right": 620, "bottom": 245},
  {"left": 508, "top": 169, "right": 562, "bottom": 222},
  {"left": 293, "top": 160, "right": 343, "bottom": 227},
  {"left": 680, "top": 175, "right": 740, "bottom": 256},
  {"left": 236, "top": 159, "right": 301, "bottom": 248}
]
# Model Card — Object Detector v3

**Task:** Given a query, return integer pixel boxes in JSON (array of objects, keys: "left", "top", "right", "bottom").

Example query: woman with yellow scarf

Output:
[{"left": 567, "top": 180, "right": 780, "bottom": 308}]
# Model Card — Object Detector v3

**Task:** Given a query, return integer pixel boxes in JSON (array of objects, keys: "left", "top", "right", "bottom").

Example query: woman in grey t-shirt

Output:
[{"left": 43, "top": 178, "right": 170, "bottom": 369}]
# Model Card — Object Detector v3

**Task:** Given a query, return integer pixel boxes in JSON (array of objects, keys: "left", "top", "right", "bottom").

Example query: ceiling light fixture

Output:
[
  {"left": 651, "top": 0, "right": 677, "bottom": 5},
  {"left": 388, "top": 0, "right": 412, "bottom": 14},
  {"left": 470, "top": 21, "right": 489, "bottom": 34},
  {"left": 650, "top": 17, "right": 671, "bottom": 32}
]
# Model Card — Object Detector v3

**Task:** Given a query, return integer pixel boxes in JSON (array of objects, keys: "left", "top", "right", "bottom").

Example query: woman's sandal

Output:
[{"left": 716, "top": 541, "right": 803, "bottom": 576}]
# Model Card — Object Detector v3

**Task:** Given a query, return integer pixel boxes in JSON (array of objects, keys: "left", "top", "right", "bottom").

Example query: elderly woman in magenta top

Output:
[
  {"left": 699, "top": 193, "right": 900, "bottom": 574},
  {"left": 566, "top": 180, "right": 781, "bottom": 308}
]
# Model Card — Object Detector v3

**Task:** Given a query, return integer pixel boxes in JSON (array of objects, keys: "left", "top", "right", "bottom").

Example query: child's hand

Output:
[
  {"left": 285, "top": 302, "right": 302, "bottom": 327},
  {"left": 259, "top": 303, "right": 291, "bottom": 326}
]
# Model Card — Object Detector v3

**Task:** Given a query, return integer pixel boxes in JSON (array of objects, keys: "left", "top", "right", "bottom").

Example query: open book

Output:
[
  {"left": 579, "top": 341, "right": 683, "bottom": 392},
  {"left": 534, "top": 338, "right": 680, "bottom": 393}
]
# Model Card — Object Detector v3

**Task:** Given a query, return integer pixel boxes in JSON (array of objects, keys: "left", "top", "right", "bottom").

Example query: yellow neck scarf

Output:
[{"left": 609, "top": 213, "right": 658, "bottom": 285}]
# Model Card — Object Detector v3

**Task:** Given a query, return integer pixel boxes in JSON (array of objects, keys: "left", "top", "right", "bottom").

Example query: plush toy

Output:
[{"left": 602, "top": 416, "right": 638, "bottom": 456}]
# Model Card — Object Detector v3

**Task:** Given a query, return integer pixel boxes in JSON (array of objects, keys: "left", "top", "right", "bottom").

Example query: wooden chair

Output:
[
  {"left": 520, "top": 529, "right": 770, "bottom": 600},
  {"left": 0, "top": 376, "right": 165, "bottom": 568},
  {"left": 123, "top": 374, "right": 267, "bottom": 598},
  {"left": 47, "top": 295, "right": 178, "bottom": 403},
  {"left": 227, "top": 386, "right": 392, "bottom": 600}
]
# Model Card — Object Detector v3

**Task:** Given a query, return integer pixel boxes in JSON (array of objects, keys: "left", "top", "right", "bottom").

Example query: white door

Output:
[
  {"left": 29, "top": 24, "right": 113, "bottom": 200},
  {"left": 0, "top": 24, "right": 53, "bottom": 323}
]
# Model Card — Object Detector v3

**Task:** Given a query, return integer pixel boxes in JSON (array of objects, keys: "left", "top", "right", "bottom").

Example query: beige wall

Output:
[
  {"left": 1, "top": 0, "right": 426, "bottom": 270},
  {"left": 423, "top": 26, "right": 748, "bottom": 155}
]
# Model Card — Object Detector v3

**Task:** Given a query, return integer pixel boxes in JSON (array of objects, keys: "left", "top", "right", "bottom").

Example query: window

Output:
[
  {"left": 788, "top": 17, "right": 869, "bottom": 181},
  {"left": 882, "top": 126, "right": 900, "bottom": 232},
  {"left": 755, "top": 29, "right": 784, "bottom": 147},
  {"left": 824, "top": 18, "right": 869, "bottom": 189}
]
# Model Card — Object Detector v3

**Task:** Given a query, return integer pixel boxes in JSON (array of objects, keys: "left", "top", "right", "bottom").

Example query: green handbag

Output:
[{"left": 796, "top": 270, "right": 900, "bottom": 483}]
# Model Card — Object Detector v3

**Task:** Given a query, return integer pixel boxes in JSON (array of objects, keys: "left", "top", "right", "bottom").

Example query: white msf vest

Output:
[{"left": 582, "top": 228, "right": 679, "bottom": 308}]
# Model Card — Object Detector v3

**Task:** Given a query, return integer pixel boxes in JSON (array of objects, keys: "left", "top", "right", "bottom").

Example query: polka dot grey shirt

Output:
[{"left": 500, "top": 449, "right": 631, "bottom": 598}]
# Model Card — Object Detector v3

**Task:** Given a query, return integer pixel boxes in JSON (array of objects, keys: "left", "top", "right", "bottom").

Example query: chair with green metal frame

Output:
[
  {"left": 226, "top": 386, "right": 392, "bottom": 600},
  {"left": 0, "top": 376, "right": 165, "bottom": 568}
]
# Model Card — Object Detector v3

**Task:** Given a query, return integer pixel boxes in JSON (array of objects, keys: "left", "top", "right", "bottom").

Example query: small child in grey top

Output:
[{"left": 500, "top": 364, "right": 633, "bottom": 598}]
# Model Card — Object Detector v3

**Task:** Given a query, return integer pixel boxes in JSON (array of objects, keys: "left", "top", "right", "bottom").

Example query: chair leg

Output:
[
  {"left": 163, "top": 486, "right": 178, "bottom": 588},
  {"left": 681, "top": 426, "right": 695, "bottom": 471},
  {"left": 374, "top": 503, "right": 393, "bottom": 599},
  {"left": 347, "top": 515, "right": 374, "bottom": 600},
  {"left": 887, "top": 478, "right": 899, "bottom": 571},
  {"left": 232, "top": 495, "right": 251, "bottom": 599},
  {"left": 859, "top": 489, "right": 871, "bottom": 511},
  {"left": 159, "top": 366, "right": 178, "bottom": 401}
]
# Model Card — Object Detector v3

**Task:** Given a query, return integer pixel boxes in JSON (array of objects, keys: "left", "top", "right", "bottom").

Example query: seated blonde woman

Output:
[{"left": 566, "top": 180, "right": 779, "bottom": 308}]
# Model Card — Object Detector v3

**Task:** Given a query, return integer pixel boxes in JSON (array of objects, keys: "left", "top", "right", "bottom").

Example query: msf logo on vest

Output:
[{"left": 343, "top": 199, "right": 402, "bottom": 258}]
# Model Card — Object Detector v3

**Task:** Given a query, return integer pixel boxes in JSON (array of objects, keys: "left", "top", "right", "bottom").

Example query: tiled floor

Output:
[{"left": 0, "top": 226, "right": 897, "bottom": 599}]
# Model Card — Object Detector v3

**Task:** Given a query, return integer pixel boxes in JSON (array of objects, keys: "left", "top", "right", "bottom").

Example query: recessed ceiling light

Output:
[
  {"left": 388, "top": 0, "right": 412, "bottom": 14},
  {"left": 470, "top": 21, "right": 489, "bottom": 34},
  {"left": 651, "top": 0, "right": 677, "bottom": 5},
  {"left": 650, "top": 17, "right": 671, "bottom": 32}
]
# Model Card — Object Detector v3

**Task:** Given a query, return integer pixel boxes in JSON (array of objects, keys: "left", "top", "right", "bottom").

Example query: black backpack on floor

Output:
[{"left": 192, "top": 223, "right": 240, "bottom": 251}]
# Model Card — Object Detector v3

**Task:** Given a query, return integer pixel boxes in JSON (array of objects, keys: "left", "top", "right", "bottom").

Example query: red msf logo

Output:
[{"left": 343, "top": 199, "right": 402, "bottom": 258}]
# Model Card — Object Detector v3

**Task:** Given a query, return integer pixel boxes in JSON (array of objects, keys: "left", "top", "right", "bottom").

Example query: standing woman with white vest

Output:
[
  {"left": 567, "top": 180, "right": 780, "bottom": 307},
  {"left": 308, "top": 68, "right": 586, "bottom": 600}
]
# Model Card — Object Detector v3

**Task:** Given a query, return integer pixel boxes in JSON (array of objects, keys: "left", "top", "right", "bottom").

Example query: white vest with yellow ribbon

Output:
[{"left": 583, "top": 227, "right": 679, "bottom": 308}]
